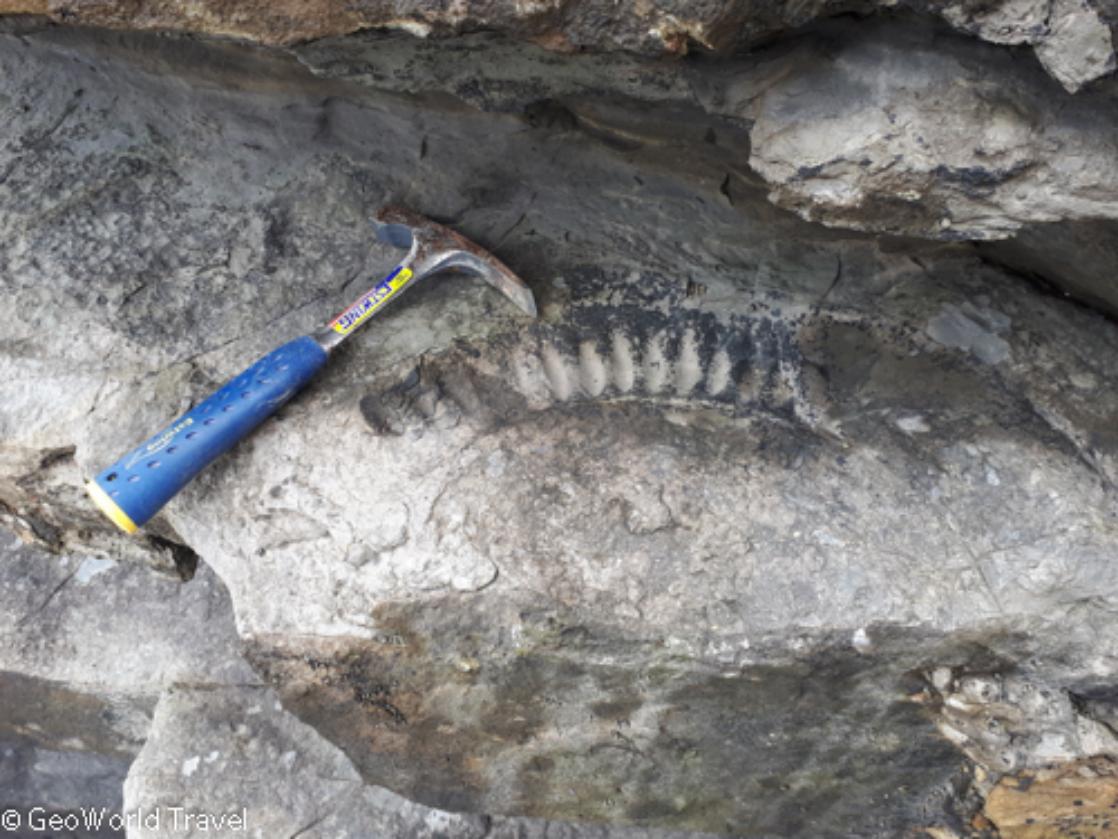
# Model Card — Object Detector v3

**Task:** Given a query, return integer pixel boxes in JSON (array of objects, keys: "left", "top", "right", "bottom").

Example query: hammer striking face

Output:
[{"left": 86, "top": 206, "right": 537, "bottom": 534}]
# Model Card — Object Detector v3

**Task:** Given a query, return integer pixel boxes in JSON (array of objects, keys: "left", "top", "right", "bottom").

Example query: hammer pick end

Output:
[{"left": 373, "top": 205, "right": 537, "bottom": 318}]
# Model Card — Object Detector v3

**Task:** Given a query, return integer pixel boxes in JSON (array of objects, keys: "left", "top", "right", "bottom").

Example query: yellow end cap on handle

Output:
[{"left": 85, "top": 480, "right": 139, "bottom": 535}]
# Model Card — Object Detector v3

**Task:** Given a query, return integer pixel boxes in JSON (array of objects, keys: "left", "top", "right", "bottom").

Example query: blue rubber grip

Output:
[{"left": 90, "top": 336, "right": 328, "bottom": 530}]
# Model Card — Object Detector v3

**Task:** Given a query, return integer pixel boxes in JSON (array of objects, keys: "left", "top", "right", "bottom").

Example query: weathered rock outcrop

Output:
[
  {"left": 744, "top": 19, "right": 1118, "bottom": 242},
  {"left": 293, "top": 20, "right": 1118, "bottom": 313},
  {"left": 2, "top": 0, "right": 1116, "bottom": 93},
  {"left": 2, "top": 8, "right": 1118, "bottom": 839},
  {"left": 0, "top": 530, "right": 737, "bottom": 837},
  {"left": 0, "top": 528, "right": 250, "bottom": 830},
  {"left": 125, "top": 680, "right": 731, "bottom": 839}
]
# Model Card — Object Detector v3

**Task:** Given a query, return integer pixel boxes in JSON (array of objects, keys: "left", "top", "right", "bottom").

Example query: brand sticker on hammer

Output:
[{"left": 331, "top": 266, "right": 413, "bottom": 336}]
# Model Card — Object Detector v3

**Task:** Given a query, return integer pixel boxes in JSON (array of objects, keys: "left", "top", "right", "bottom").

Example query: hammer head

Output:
[{"left": 372, "top": 206, "right": 537, "bottom": 317}]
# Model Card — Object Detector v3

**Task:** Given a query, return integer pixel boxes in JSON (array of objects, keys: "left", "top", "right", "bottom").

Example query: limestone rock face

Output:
[
  {"left": 2, "top": 9, "right": 1118, "bottom": 839},
  {"left": 124, "top": 683, "right": 727, "bottom": 839},
  {"left": 745, "top": 19, "right": 1118, "bottom": 241},
  {"left": 292, "top": 23, "right": 1118, "bottom": 312},
  {"left": 0, "top": 528, "right": 251, "bottom": 828},
  {"left": 1, "top": 0, "right": 1117, "bottom": 92},
  {"left": 0, "top": 531, "right": 738, "bottom": 837},
  {"left": 1034, "top": 0, "right": 1117, "bottom": 91}
]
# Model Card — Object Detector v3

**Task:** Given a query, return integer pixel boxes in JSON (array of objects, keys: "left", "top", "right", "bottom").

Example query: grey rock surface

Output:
[
  {"left": 123, "top": 684, "right": 486, "bottom": 839},
  {"left": 978, "top": 217, "right": 1118, "bottom": 317},
  {"left": 1, "top": 530, "right": 730, "bottom": 839},
  {"left": 0, "top": 530, "right": 253, "bottom": 692},
  {"left": 294, "top": 21, "right": 1118, "bottom": 311},
  {"left": 0, "top": 530, "right": 252, "bottom": 781},
  {"left": 126, "top": 684, "right": 728, "bottom": 838},
  {"left": 1, "top": 738, "right": 128, "bottom": 839},
  {"left": 1, "top": 0, "right": 1116, "bottom": 94},
  {"left": 0, "top": 527, "right": 250, "bottom": 838},
  {"left": 745, "top": 19, "right": 1118, "bottom": 241},
  {"left": 941, "top": 0, "right": 1116, "bottom": 91},
  {"left": 1, "top": 11, "right": 1118, "bottom": 838},
  {"left": 1034, "top": 0, "right": 1117, "bottom": 91}
]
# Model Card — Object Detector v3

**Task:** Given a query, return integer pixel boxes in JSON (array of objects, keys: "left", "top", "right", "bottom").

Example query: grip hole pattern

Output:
[{"left": 94, "top": 338, "right": 325, "bottom": 527}]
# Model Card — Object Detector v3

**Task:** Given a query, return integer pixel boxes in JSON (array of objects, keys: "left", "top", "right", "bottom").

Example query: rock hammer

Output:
[{"left": 86, "top": 207, "right": 537, "bottom": 533}]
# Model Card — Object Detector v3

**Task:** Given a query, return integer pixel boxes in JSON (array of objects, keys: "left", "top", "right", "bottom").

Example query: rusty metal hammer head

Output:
[
  {"left": 316, "top": 205, "right": 536, "bottom": 349},
  {"left": 372, "top": 206, "right": 537, "bottom": 318}
]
